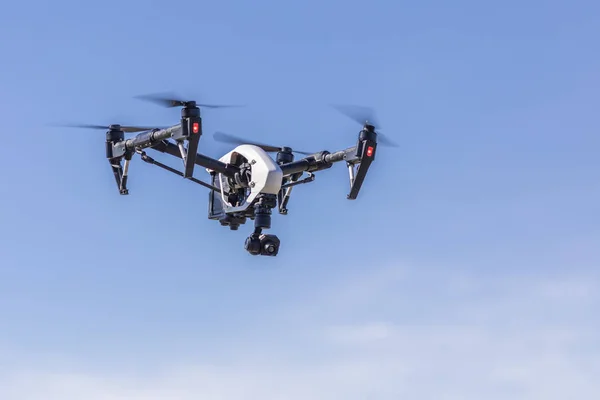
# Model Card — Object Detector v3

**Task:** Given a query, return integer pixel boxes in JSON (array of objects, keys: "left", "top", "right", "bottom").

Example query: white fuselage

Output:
[{"left": 207, "top": 145, "right": 283, "bottom": 213}]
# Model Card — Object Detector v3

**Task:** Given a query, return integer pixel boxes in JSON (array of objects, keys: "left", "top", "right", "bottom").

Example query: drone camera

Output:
[
  {"left": 259, "top": 234, "right": 280, "bottom": 256},
  {"left": 245, "top": 233, "right": 280, "bottom": 256}
]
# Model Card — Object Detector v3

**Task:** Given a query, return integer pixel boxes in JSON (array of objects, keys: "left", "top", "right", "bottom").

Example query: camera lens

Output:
[
  {"left": 258, "top": 234, "right": 280, "bottom": 256},
  {"left": 264, "top": 242, "right": 276, "bottom": 254}
]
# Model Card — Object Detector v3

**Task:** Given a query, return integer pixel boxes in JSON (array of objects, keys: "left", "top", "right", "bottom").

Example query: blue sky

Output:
[{"left": 1, "top": 0, "right": 599, "bottom": 398}]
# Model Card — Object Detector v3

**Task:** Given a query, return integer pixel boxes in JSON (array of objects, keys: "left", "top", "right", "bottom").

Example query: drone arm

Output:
[
  {"left": 279, "top": 138, "right": 376, "bottom": 200},
  {"left": 148, "top": 140, "right": 239, "bottom": 178},
  {"left": 124, "top": 125, "right": 182, "bottom": 150},
  {"left": 278, "top": 160, "right": 310, "bottom": 176},
  {"left": 279, "top": 147, "right": 357, "bottom": 176},
  {"left": 277, "top": 172, "right": 315, "bottom": 214},
  {"left": 118, "top": 125, "right": 239, "bottom": 179},
  {"left": 280, "top": 173, "right": 315, "bottom": 189},
  {"left": 279, "top": 150, "right": 337, "bottom": 176},
  {"left": 138, "top": 151, "right": 221, "bottom": 192}
]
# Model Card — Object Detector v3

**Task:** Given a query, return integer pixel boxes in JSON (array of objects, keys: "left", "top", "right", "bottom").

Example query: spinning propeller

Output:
[
  {"left": 134, "top": 92, "right": 244, "bottom": 109},
  {"left": 331, "top": 104, "right": 398, "bottom": 147},
  {"left": 51, "top": 123, "right": 165, "bottom": 133},
  {"left": 213, "top": 131, "right": 313, "bottom": 155}
]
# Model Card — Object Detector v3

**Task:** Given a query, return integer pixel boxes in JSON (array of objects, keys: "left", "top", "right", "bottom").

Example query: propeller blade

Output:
[
  {"left": 331, "top": 104, "right": 380, "bottom": 128},
  {"left": 331, "top": 104, "right": 398, "bottom": 147},
  {"left": 134, "top": 92, "right": 244, "bottom": 109},
  {"left": 291, "top": 149, "right": 313, "bottom": 155},
  {"left": 195, "top": 103, "right": 244, "bottom": 109},
  {"left": 213, "top": 131, "right": 313, "bottom": 155},
  {"left": 51, "top": 123, "right": 108, "bottom": 130},
  {"left": 376, "top": 134, "right": 399, "bottom": 148},
  {"left": 214, "top": 131, "right": 281, "bottom": 152},
  {"left": 134, "top": 93, "right": 186, "bottom": 108},
  {"left": 49, "top": 123, "right": 165, "bottom": 133}
]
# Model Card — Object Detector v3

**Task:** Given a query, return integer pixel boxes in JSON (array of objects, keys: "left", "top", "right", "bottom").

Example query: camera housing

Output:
[{"left": 245, "top": 233, "right": 280, "bottom": 256}]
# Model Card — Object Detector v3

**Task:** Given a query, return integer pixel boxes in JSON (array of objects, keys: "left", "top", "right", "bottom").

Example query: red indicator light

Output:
[
  {"left": 366, "top": 146, "right": 374, "bottom": 157},
  {"left": 192, "top": 122, "right": 199, "bottom": 134}
]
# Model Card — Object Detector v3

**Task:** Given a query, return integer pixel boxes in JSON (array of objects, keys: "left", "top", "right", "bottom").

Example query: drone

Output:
[{"left": 56, "top": 93, "right": 397, "bottom": 257}]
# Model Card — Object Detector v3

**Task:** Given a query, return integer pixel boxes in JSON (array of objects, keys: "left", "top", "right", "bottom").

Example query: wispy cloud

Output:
[{"left": 2, "top": 262, "right": 598, "bottom": 399}]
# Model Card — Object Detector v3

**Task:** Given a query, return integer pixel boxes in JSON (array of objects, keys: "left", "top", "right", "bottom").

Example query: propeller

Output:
[
  {"left": 331, "top": 104, "right": 398, "bottom": 147},
  {"left": 50, "top": 123, "right": 166, "bottom": 133},
  {"left": 213, "top": 131, "right": 313, "bottom": 155},
  {"left": 134, "top": 92, "right": 244, "bottom": 109}
]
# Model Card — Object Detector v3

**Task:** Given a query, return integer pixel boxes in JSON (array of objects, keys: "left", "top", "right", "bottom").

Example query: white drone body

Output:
[{"left": 207, "top": 144, "right": 284, "bottom": 213}]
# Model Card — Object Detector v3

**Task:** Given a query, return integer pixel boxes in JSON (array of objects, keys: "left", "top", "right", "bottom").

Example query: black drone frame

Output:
[
  {"left": 60, "top": 95, "right": 392, "bottom": 256},
  {"left": 104, "top": 100, "right": 379, "bottom": 203}
]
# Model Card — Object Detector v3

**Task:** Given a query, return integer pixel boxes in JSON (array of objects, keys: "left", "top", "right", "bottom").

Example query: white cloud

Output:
[
  {"left": 324, "top": 321, "right": 394, "bottom": 344},
  {"left": 1, "top": 263, "right": 599, "bottom": 400}
]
